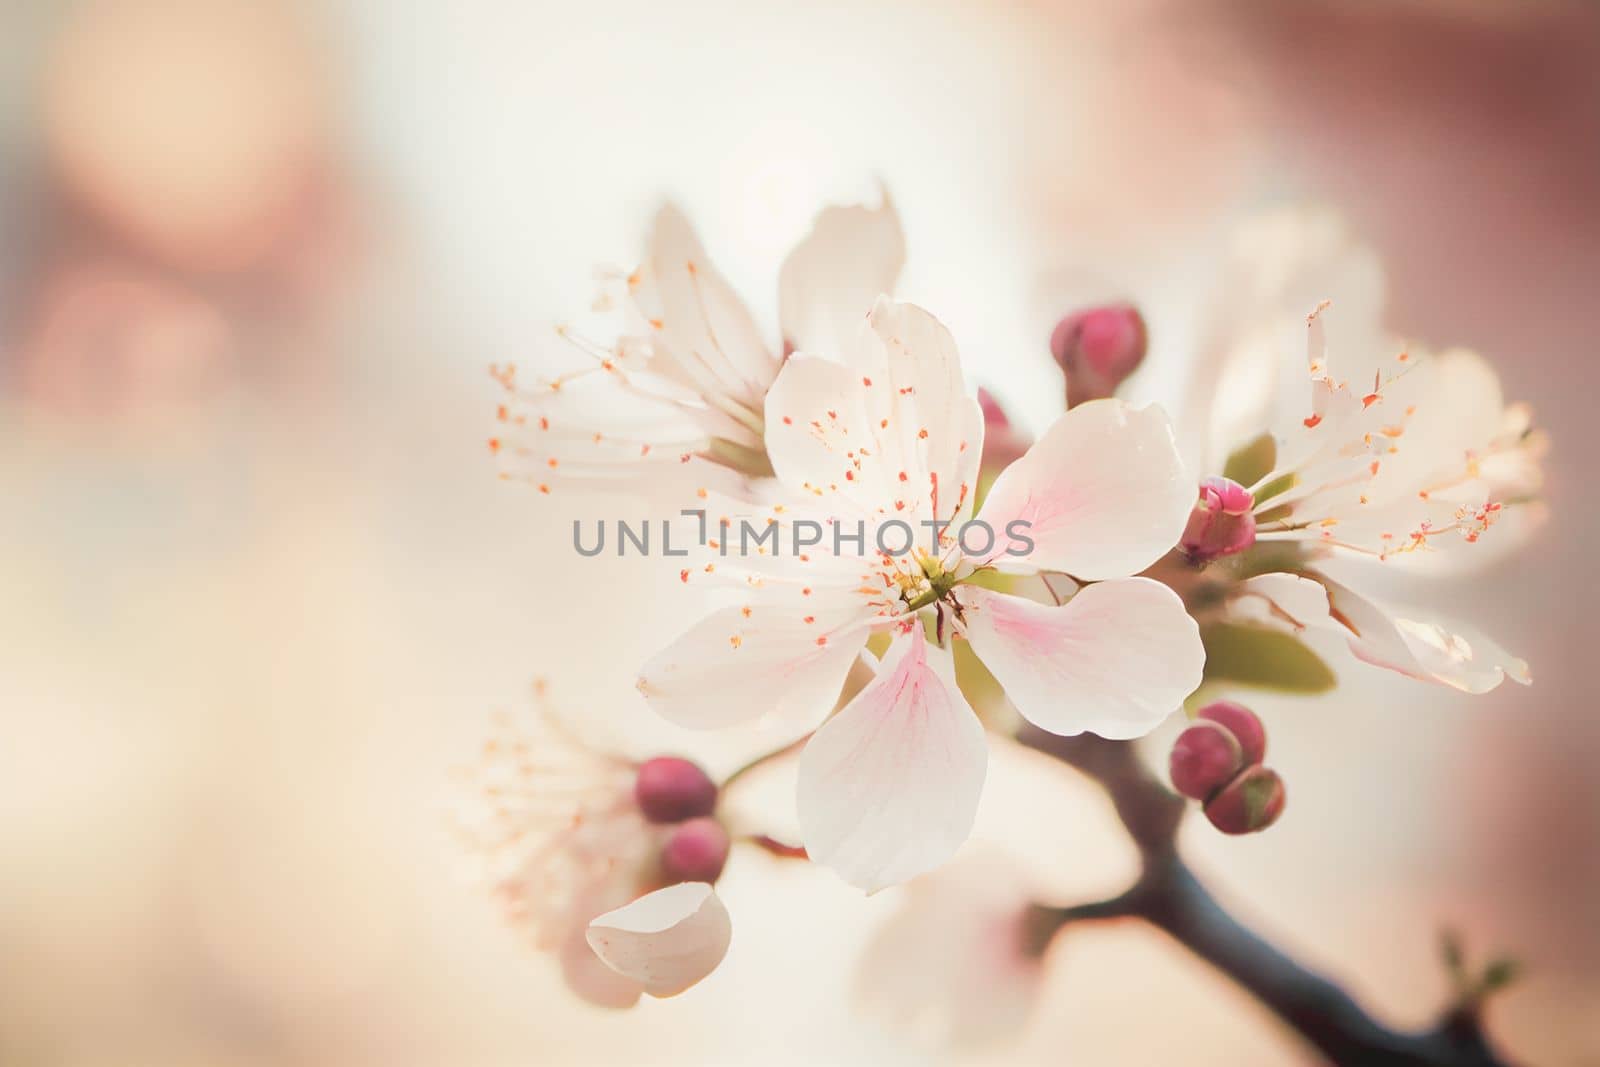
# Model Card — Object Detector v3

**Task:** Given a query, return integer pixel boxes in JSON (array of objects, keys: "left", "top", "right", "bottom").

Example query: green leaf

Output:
[
  {"left": 1479, "top": 957, "right": 1521, "bottom": 994},
  {"left": 1222, "top": 433, "right": 1276, "bottom": 487},
  {"left": 1182, "top": 684, "right": 1221, "bottom": 717},
  {"left": 1201, "top": 622, "right": 1338, "bottom": 694}
]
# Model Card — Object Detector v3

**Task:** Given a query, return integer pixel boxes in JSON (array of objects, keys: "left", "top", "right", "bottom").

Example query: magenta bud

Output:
[
  {"left": 1169, "top": 720, "right": 1245, "bottom": 801},
  {"left": 1203, "top": 766, "right": 1287, "bottom": 835},
  {"left": 978, "top": 387, "right": 1012, "bottom": 430},
  {"left": 1197, "top": 701, "right": 1267, "bottom": 766},
  {"left": 1050, "top": 304, "right": 1147, "bottom": 407},
  {"left": 634, "top": 757, "right": 718, "bottom": 824},
  {"left": 1180, "top": 476, "right": 1257, "bottom": 564},
  {"left": 659, "top": 816, "right": 731, "bottom": 884}
]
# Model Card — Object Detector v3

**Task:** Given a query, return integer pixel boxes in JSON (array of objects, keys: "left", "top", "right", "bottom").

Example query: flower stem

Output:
[{"left": 1017, "top": 728, "right": 1521, "bottom": 1067}]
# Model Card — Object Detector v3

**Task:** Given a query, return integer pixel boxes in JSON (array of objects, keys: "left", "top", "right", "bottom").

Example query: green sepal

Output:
[
  {"left": 1221, "top": 432, "right": 1277, "bottom": 487},
  {"left": 1200, "top": 621, "right": 1337, "bottom": 694}
]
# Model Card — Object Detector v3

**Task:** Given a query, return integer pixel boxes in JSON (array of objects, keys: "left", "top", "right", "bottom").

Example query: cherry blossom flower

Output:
[
  {"left": 1233, "top": 302, "right": 1542, "bottom": 563},
  {"left": 488, "top": 193, "right": 904, "bottom": 492},
  {"left": 638, "top": 298, "right": 1204, "bottom": 891},
  {"left": 1205, "top": 305, "right": 1541, "bottom": 692},
  {"left": 450, "top": 694, "right": 731, "bottom": 1006},
  {"left": 1170, "top": 209, "right": 1545, "bottom": 693}
]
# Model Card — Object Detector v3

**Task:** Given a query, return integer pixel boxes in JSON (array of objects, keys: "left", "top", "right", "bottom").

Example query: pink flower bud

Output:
[
  {"left": 978, "top": 387, "right": 1011, "bottom": 430},
  {"left": 1050, "top": 304, "right": 1147, "bottom": 407},
  {"left": 1169, "top": 720, "right": 1245, "bottom": 801},
  {"left": 1197, "top": 700, "right": 1267, "bottom": 765},
  {"left": 1203, "top": 766, "right": 1287, "bottom": 834},
  {"left": 977, "top": 387, "right": 1029, "bottom": 471},
  {"left": 659, "top": 816, "right": 731, "bottom": 884},
  {"left": 634, "top": 756, "right": 718, "bottom": 824},
  {"left": 1180, "top": 476, "right": 1257, "bottom": 564}
]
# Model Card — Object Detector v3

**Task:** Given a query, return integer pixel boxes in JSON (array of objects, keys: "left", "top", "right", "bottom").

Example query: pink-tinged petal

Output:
[
  {"left": 975, "top": 399, "right": 1192, "bottom": 579},
  {"left": 797, "top": 627, "right": 987, "bottom": 893},
  {"left": 637, "top": 605, "right": 868, "bottom": 730},
  {"left": 558, "top": 922, "right": 644, "bottom": 1009},
  {"left": 1317, "top": 577, "right": 1531, "bottom": 693},
  {"left": 585, "top": 883, "right": 732, "bottom": 999},
  {"left": 779, "top": 190, "right": 905, "bottom": 358},
  {"left": 960, "top": 581, "right": 1203, "bottom": 739},
  {"left": 631, "top": 205, "right": 777, "bottom": 408}
]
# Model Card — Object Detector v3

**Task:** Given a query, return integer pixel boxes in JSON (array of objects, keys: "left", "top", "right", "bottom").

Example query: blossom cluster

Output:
[{"left": 460, "top": 193, "right": 1544, "bottom": 1024}]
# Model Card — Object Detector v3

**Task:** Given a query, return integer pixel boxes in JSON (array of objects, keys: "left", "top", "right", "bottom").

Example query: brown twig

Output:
[{"left": 1017, "top": 726, "right": 1519, "bottom": 1067}]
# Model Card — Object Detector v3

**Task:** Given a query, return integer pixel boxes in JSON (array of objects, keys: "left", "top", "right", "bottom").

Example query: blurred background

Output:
[{"left": 2, "top": 0, "right": 1597, "bottom": 1064}]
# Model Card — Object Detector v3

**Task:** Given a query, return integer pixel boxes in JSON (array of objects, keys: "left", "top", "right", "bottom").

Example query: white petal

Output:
[
  {"left": 960, "top": 580, "right": 1203, "bottom": 739},
  {"left": 1182, "top": 206, "right": 1389, "bottom": 469},
  {"left": 1228, "top": 573, "right": 1333, "bottom": 633},
  {"left": 763, "top": 353, "right": 892, "bottom": 513},
  {"left": 637, "top": 605, "right": 868, "bottom": 730},
  {"left": 779, "top": 190, "right": 905, "bottom": 358},
  {"left": 1368, "top": 347, "right": 1506, "bottom": 499},
  {"left": 559, "top": 922, "right": 644, "bottom": 1009},
  {"left": 631, "top": 205, "right": 778, "bottom": 410},
  {"left": 764, "top": 302, "right": 984, "bottom": 527},
  {"left": 866, "top": 299, "right": 984, "bottom": 523},
  {"left": 797, "top": 627, "right": 987, "bottom": 893},
  {"left": 1317, "top": 577, "right": 1531, "bottom": 693},
  {"left": 975, "top": 399, "right": 1192, "bottom": 579},
  {"left": 585, "top": 883, "right": 732, "bottom": 999}
]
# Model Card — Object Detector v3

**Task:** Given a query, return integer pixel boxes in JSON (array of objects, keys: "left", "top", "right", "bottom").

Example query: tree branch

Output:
[{"left": 1017, "top": 726, "right": 1519, "bottom": 1067}]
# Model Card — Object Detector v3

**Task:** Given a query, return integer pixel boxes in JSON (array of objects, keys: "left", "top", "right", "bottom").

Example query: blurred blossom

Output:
[
  {"left": 855, "top": 851, "right": 1046, "bottom": 1050},
  {"left": 451, "top": 699, "right": 662, "bottom": 1008},
  {"left": 15, "top": 258, "right": 232, "bottom": 421},
  {"left": 1164, "top": 208, "right": 1543, "bottom": 694},
  {"left": 41, "top": 0, "right": 331, "bottom": 274},
  {"left": 490, "top": 192, "right": 903, "bottom": 494},
  {"left": 449, "top": 691, "right": 732, "bottom": 1007}
]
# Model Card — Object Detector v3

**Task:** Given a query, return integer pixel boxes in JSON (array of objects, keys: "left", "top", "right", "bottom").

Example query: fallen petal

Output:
[{"left": 585, "top": 883, "right": 733, "bottom": 999}]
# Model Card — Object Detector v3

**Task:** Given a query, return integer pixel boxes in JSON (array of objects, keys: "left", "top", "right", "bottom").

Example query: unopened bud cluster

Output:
[
  {"left": 1169, "top": 702, "right": 1286, "bottom": 834},
  {"left": 635, "top": 756, "right": 731, "bottom": 883}
]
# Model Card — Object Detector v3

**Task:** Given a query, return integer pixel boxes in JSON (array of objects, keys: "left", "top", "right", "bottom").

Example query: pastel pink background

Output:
[{"left": 2, "top": 1, "right": 1595, "bottom": 1063}]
